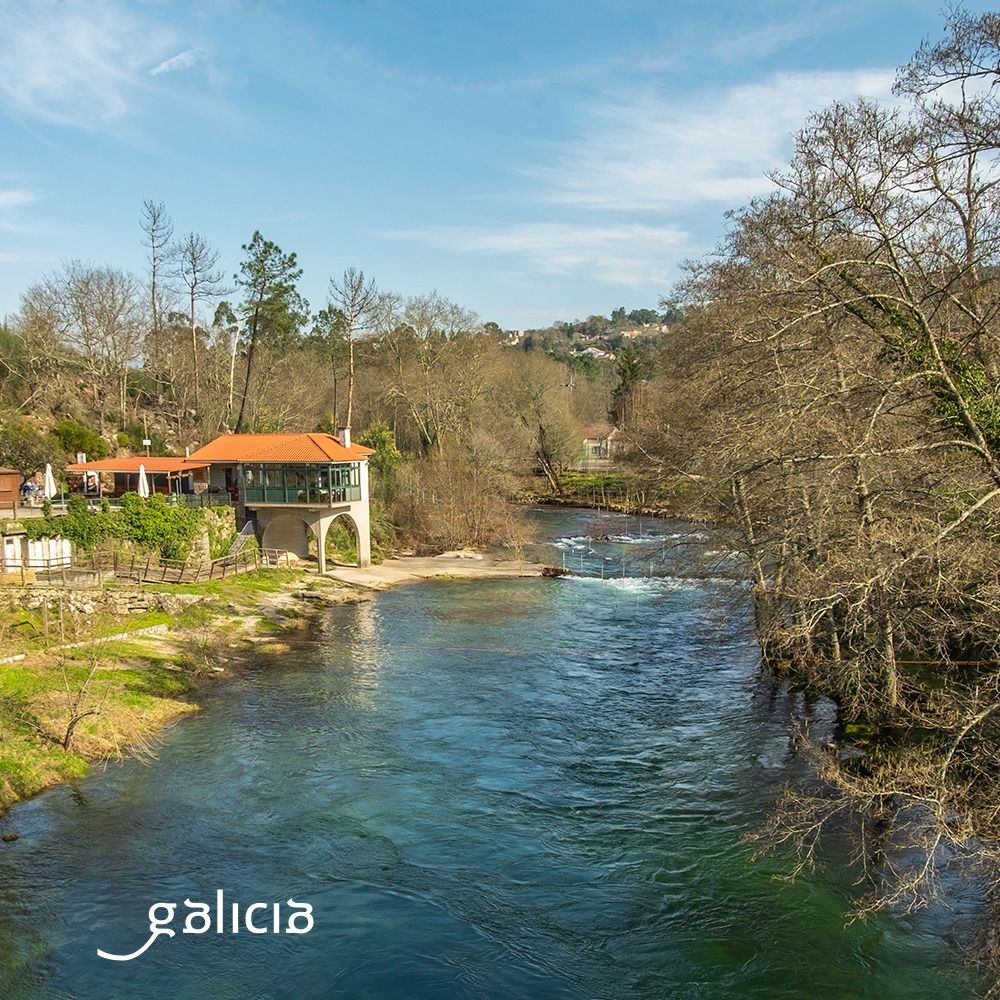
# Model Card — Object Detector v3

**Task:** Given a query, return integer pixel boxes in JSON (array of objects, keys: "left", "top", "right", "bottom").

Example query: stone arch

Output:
[
  {"left": 322, "top": 512, "right": 361, "bottom": 568},
  {"left": 260, "top": 512, "right": 311, "bottom": 560}
]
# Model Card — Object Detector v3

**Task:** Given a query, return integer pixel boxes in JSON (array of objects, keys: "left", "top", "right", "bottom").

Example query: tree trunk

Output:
[
  {"left": 234, "top": 304, "right": 260, "bottom": 433},
  {"left": 346, "top": 327, "right": 355, "bottom": 428},
  {"left": 190, "top": 285, "right": 200, "bottom": 411}
]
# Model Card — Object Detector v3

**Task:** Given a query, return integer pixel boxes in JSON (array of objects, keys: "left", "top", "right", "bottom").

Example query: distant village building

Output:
[{"left": 579, "top": 346, "right": 615, "bottom": 361}]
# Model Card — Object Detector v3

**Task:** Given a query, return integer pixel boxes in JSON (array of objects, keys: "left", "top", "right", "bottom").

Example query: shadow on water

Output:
[{"left": 0, "top": 507, "right": 983, "bottom": 999}]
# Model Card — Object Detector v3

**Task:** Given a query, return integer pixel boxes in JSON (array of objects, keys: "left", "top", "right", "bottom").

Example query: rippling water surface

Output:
[{"left": 0, "top": 509, "right": 979, "bottom": 998}]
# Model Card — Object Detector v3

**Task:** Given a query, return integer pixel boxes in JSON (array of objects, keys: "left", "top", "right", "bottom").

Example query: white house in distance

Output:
[{"left": 187, "top": 431, "right": 374, "bottom": 571}]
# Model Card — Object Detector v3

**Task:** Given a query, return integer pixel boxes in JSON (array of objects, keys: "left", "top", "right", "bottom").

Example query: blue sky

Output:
[{"left": 0, "top": 0, "right": 992, "bottom": 329}]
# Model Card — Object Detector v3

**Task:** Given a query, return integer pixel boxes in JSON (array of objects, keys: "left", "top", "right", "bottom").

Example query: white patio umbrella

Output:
[
  {"left": 137, "top": 464, "right": 150, "bottom": 499},
  {"left": 43, "top": 463, "right": 57, "bottom": 500}
]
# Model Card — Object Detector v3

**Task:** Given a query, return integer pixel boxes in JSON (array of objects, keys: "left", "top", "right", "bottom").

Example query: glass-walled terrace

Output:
[{"left": 241, "top": 463, "right": 361, "bottom": 505}]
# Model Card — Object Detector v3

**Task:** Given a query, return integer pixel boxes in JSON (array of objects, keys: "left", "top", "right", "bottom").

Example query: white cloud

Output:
[
  {"left": 384, "top": 222, "right": 692, "bottom": 287},
  {"left": 0, "top": 189, "right": 37, "bottom": 209},
  {"left": 386, "top": 70, "right": 899, "bottom": 290},
  {"left": 0, "top": 0, "right": 182, "bottom": 128},
  {"left": 527, "top": 69, "right": 896, "bottom": 213},
  {"left": 150, "top": 49, "right": 200, "bottom": 77},
  {"left": 0, "top": 251, "right": 53, "bottom": 264}
]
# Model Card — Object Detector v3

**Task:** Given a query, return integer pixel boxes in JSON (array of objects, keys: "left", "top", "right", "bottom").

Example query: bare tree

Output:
[
  {"left": 169, "top": 232, "right": 228, "bottom": 412},
  {"left": 140, "top": 199, "right": 173, "bottom": 384},
  {"left": 21, "top": 263, "right": 144, "bottom": 429},
  {"left": 327, "top": 268, "right": 379, "bottom": 429}
]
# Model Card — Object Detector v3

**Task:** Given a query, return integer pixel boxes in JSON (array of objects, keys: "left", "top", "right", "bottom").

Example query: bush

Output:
[
  {"left": 116, "top": 494, "right": 202, "bottom": 560},
  {"left": 22, "top": 493, "right": 204, "bottom": 561},
  {"left": 51, "top": 418, "right": 108, "bottom": 460}
]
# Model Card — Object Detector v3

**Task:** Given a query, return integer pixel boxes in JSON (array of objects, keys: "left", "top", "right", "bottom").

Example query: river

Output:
[{"left": 0, "top": 508, "right": 979, "bottom": 998}]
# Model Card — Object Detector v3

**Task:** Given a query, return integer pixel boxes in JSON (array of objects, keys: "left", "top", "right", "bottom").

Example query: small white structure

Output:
[
  {"left": 578, "top": 425, "right": 620, "bottom": 471},
  {"left": 1, "top": 533, "right": 72, "bottom": 571}
]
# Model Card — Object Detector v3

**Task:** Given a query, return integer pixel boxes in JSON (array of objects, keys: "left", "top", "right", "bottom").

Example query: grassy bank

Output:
[
  {"left": 519, "top": 471, "right": 712, "bottom": 521},
  {"left": 0, "top": 569, "right": 366, "bottom": 818}
]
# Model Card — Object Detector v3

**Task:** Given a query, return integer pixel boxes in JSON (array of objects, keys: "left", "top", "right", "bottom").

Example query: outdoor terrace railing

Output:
[
  {"left": 7, "top": 491, "right": 234, "bottom": 518},
  {"left": 242, "top": 484, "right": 362, "bottom": 505}
]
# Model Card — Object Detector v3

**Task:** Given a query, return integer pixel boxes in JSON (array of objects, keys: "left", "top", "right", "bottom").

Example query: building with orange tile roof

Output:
[
  {"left": 68, "top": 430, "right": 373, "bottom": 570},
  {"left": 187, "top": 429, "right": 373, "bottom": 570}
]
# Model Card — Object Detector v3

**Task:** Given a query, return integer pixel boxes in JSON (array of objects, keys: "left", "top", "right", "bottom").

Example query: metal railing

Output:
[
  {"left": 9, "top": 491, "right": 234, "bottom": 516},
  {"left": 242, "top": 485, "right": 361, "bottom": 505},
  {"left": 4, "top": 548, "right": 288, "bottom": 587},
  {"left": 226, "top": 521, "right": 257, "bottom": 556}
]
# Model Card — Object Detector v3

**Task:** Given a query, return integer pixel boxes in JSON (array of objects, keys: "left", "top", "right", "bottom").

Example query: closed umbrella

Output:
[
  {"left": 43, "top": 463, "right": 57, "bottom": 500},
  {"left": 137, "top": 464, "right": 150, "bottom": 499}
]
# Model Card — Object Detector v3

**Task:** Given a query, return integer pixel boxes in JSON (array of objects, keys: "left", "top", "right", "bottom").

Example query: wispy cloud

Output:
[
  {"left": 150, "top": 49, "right": 201, "bottom": 77},
  {"left": 526, "top": 69, "right": 896, "bottom": 213},
  {"left": 0, "top": 189, "right": 37, "bottom": 209},
  {"left": 383, "top": 222, "right": 691, "bottom": 287},
  {"left": 387, "top": 69, "right": 897, "bottom": 292},
  {"left": 710, "top": 2, "right": 861, "bottom": 61},
  {"left": 0, "top": 251, "right": 55, "bottom": 265},
  {"left": 0, "top": 0, "right": 184, "bottom": 128}
]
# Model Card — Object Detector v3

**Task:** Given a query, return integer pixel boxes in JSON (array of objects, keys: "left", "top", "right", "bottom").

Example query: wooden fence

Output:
[{"left": 8, "top": 548, "right": 287, "bottom": 587}]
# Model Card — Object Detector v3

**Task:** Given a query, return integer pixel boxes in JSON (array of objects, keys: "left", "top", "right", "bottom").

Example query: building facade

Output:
[
  {"left": 68, "top": 431, "right": 375, "bottom": 571},
  {"left": 187, "top": 431, "right": 374, "bottom": 570}
]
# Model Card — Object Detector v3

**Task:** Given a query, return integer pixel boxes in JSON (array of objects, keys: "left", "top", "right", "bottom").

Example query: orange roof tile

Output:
[
  {"left": 188, "top": 433, "right": 373, "bottom": 464},
  {"left": 66, "top": 458, "right": 210, "bottom": 474}
]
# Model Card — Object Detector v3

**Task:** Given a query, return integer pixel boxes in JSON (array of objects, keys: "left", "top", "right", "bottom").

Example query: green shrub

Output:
[
  {"left": 22, "top": 493, "right": 204, "bottom": 561},
  {"left": 51, "top": 418, "right": 108, "bottom": 459},
  {"left": 116, "top": 494, "right": 202, "bottom": 560}
]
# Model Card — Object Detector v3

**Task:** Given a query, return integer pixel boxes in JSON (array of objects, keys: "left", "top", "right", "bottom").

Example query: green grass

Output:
[
  {"left": 0, "top": 663, "right": 195, "bottom": 812},
  {"left": 0, "top": 735, "right": 88, "bottom": 811},
  {"left": 145, "top": 568, "right": 305, "bottom": 599},
  {"left": 0, "top": 630, "right": 198, "bottom": 813},
  {"left": 558, "top": 470, "right": 627, "bottom": 492},
  {"left": 0, "top": 564, "right": 322, "bottom": 815},
  {"left": 175, "top": 603, "right": 216, "bottom": 628}
]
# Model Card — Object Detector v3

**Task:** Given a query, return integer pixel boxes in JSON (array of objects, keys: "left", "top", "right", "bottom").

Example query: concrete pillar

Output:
[
  {"left": 350, "top": 504, "right": 371, "bottom": 567},
  {"left": 314, "top": 513, "right": 333, "bottom": 575}
]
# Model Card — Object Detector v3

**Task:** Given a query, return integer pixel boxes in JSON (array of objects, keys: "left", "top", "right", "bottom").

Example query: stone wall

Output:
[
  {"left": 195, "top": 505, "right": 236, "bottom": 561},
  {"left": 0, "top": 586, "right": 202, "bottom": 618}
]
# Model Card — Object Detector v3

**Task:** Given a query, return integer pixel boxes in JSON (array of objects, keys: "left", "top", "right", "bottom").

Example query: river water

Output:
[{"left": 0, "top": 509, "right": 979, "bottom": 998}]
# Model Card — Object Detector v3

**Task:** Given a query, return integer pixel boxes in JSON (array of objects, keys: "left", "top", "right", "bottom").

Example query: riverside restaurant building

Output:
[{"left": 68, "top": 431, "right": 374, "bottom": 570}]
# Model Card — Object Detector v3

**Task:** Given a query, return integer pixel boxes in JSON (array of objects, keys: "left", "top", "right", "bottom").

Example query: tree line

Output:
[
  {"left": 626, "top": 9, "right": 1000, "bottom": 983},
  {"left": 0, "top": 212, "right": 621, "bottom": 551}
]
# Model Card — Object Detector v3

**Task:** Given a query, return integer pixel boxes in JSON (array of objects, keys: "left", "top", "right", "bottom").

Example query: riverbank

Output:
[
  {"left": 325, "top": 550, "right": 545, "bottom": 589},
  {"left": 518, "top": 471, "right": 716, "bottom": 524},
  {"left": 0, "top": 569, "right": 369, "bottom": 820},
  {"left": 0, "top": 545, "right": 552, "bottom": 822}
]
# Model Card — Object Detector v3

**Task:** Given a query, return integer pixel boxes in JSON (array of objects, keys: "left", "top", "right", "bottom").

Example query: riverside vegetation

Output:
[
  {"left": 0, "top": 569, "right": 366, "bottom": 814},
  {"left": 2, "top": 7, "right": 1000, "bottom": 990}
]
